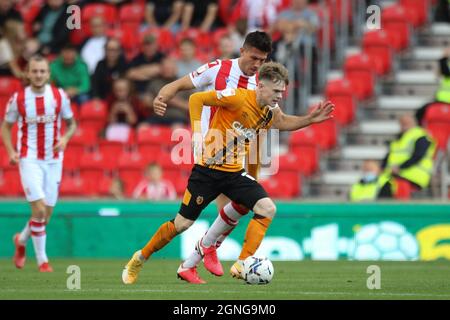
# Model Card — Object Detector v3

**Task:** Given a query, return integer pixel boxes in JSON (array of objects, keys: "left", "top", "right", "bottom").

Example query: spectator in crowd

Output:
[
  {"left": 416, "top": 47, "right": 450, "bottom": 125},
  {"left": 105, "top": 78, "right": 146, "bottom": 142},
  {"left": 33, "top": 0, "right": 71, "bottom": 55},
  {"left": 0, "top": 0, "right": 22, "bottom": 30},
  {"left": 144, "top": 56, "right": 190, "bottom": 125},
  {"left": 349, "top": 160, "right": 386, "bottom": 202},
  {"left": 175, "top": 38, "right": 202, "bottom": 78},
  {"left": 144, "top": 0, "right": 184, "bottom": 32},
  {"left": 274, "top": 0, "right": 319, "bottom": 92},
  {"left": 91, "top": 38, "right": 128, "bottom": 100},
  {"left": 181, "top": 0, "right": 219, "bottom": 32},
  {"left": 127, "top": 33, "right": 164, "bottom": 94},
  {"left": 80, "top": 16, "right": 108, "bottom": 75},
  {"left": 50, "top": 43, "right": 91, "bottom": 105},
  {"left": 0, "top": 23, "right": 24, "bottom": 78},
  {"left": 236, "top": 0, "right": 281, "bottom": 33},
  {"left": 378, "top": 114, "right": 437, "bottom": 198},
  {"left": 108, "top": 176, "right": 125, "bottom": 200},
  {"left": 229, "top": 18, "right": 248, "bottom": 56},
  {"left": 107, "top": 78, "right": 148, "bottom": 126},
  {"left": 218, "top": 35, "right": 239, "bottom": 60},
  {"left": 132, "top": 162, "right": 177, "bottom": 200},
  {"left": 0, "top": 8, "right": 26, "bottom": 78}
]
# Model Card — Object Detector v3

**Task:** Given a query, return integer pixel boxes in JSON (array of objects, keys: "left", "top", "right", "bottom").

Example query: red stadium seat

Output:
[
  {"left": 59, "top": 174, "right": 87, "bottom": 197},
  {"left": 344, "top": 53, "right": 376, "bottom": 100},
  {"left": 82, "top": 3, "right": 118, "bottom": 25},
  {"left": 97, "top": 175, "right": 114, "bottom": 197},
  {"left": 311, "top": 118, "right": 338, "bottom": 150},
  {"left": 119, "top": 3, "right": 145, "bottom": 24},
  {"left": 289, "top": 126, "right": 317, "bottom": 148},
  {"left": 0, "top": 77, "right": 22, "bottom": 97},
  {"left": 399, "top": 0, "right": 429, "bottom": 27},
  {"left": 164, "top": 169, "right": 189, "bottom": 196},
  {"left": 424, "top": 103, "right": 450, "bottom": 123},
  {"left": 382, "top": 5, "right": 411, "bottom": 52},
  {"left": 79, "top": 100, "right": 108, "bottom": 133},
  {"left": 362, "top": 30, "right": 393, "bottom": 76},
  {"left": 136, "top": 124, "right": 174, "bottom": 147},
  {"left": 325, "top": 78, "right": 356, "bottom": 125},
  {"left": 426, "top": 123, "right": 449, "bottom": 151},
  {"left": 118, "top": 168, "right": 143, "bottom": 197},
  {"left": 157, "top": 150, "right": 193, "bottom": 172},
  {"left": 80, "top": 100, "right": 108, "bottom": 120},
  {"left": 291, "top": 146, "right": 320, "bottom": 176},
  {"left": 70, "top": 126, "right": 99, "bottom": 148},
  {"left": 98, "top": 139, "right": 125, "bottom": 159},
  {"left": 424, "top": 103, "right": 450, "bottom": 150},
  {"left": 118, "top": 151, "right": 147, "bottom": 170},
  {"left": 260, "top": 171, "right": 300, "bottom": 199},
  {"left": 0, "top": 167, "right": 22, "bottom": 196},
  {"left": 63, "top": 146, "right": 83, "bottom": 171}
]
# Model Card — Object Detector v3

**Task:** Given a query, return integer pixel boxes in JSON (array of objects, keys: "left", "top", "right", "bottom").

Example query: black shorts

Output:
[{"left": 179, "top": 165, "right": 269, "bottom": 221}]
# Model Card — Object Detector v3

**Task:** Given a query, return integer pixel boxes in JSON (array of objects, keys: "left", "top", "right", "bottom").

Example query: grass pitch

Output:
[{"left": 0, "top": 259, "right": 449, "bottom": 300}]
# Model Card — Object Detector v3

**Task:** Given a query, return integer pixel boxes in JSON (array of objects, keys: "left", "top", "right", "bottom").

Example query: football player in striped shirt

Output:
[{"left": 1, "top": 55, "right": 77, "bottom": 272}]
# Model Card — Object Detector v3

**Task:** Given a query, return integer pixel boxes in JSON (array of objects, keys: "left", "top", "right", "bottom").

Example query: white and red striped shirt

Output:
[
  {"left": 132, "top": 179, "right": 177, "bottom": 200},
  {"left": 189, "top": 58, "right": 258, "bottom": 136},
  {"left": 4, "top": 84, "right": 73, "bottom": 162}
]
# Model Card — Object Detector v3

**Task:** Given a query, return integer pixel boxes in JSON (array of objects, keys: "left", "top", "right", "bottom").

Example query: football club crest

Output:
[{"left": 196, "top": 196, "right": 204, "bottom": 205}]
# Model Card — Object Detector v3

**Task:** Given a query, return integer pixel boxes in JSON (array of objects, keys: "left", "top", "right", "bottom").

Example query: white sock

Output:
[
  {"left": 18, "top": 220, "right": 31, "bottom": 245},
  {"left": 201, "top": 202, "right": 249, "bottom": 248},
  {"left": 182, "top": 247, "right": 203, "bottom": 269},
  {"left": 30, "top": 219, "right": 48, "bottom": 266},
  {"left": 216, "top": 228, "right": 234, "bottom": 248}
]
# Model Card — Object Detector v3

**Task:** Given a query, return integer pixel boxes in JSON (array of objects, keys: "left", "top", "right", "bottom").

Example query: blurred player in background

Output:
[
  {"left": 0, "top": 55, "right": 76, "bottom": 272},
  {"left": 122, "top": 62, "right": 334, "bottom": 284}
]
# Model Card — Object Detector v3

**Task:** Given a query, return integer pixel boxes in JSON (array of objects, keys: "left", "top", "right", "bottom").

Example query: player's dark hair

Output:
[
  {"left": 243, "top": 31, "right": 272, "bottom": 53},
  {"left": 259, "top": 62, "right": 289, "bottom": 85}
]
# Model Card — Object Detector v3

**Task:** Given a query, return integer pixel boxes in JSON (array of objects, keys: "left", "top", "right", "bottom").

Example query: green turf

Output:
[{"left": 0, "top": 259, "right": 449, "bottom": 300}]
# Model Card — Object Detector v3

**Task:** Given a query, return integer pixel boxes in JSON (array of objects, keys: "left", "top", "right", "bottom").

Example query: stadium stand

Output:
[{"left": 0, "top": 0, "right": 449, "bottom": 201}]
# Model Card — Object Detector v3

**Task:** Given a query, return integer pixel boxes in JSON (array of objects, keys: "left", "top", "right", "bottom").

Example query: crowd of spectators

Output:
[{"left": 0, "top": 0, "right": 322, "bottom": 132}]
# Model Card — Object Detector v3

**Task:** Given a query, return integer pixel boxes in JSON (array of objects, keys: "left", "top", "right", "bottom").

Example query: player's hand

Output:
[
  {"left": 54, "top": 137, "right": 68, "bottom": 153},
  {"left": 8, "top": 151, "right": 19, "bottom": 165},
  {"left": 153, "top": 95, "right": 167, "bottom": 116},
  {"left": 309, "top": 101, "right": 335, "bottom": 124}
]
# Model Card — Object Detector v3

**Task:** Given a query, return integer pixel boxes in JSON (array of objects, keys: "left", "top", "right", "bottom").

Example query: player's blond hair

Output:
[
  {"left": 26, "top": 54, "right": 49, "bottom": 71},
  {"left": 258, "top": 62, "right": 289, "bottom": 85}
]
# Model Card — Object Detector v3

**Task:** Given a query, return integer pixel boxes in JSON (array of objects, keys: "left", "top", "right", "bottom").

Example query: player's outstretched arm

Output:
[
  {"left": 0, "top": 121, "right": 19, "bottom": 165},
  {"left": 272, "top": 100, "right": 334, "bottom": 131},
  {"left": 153, "top": 75, "right": 195, "bottom": 116},
  {"left": 54, "top": 118, "right": 77, "bottom": 152}
]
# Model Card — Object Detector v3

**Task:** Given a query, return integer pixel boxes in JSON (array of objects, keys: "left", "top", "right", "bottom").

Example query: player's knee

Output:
[
  {"left": 32, "top": 202, "right": 47, "bottom": 220},
  {"left": 253, "top": 199, "right": 277, "bottom": 219},
  {"left": 174, "top": 215, "right": 194, "bottom": 233}
]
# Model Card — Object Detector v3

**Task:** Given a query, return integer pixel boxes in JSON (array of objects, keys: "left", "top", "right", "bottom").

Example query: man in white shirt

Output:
[{"left": 1, "top": 55, "right": 77, "bottom": 272}]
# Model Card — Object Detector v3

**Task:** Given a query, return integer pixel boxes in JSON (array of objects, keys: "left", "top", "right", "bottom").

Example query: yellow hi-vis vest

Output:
[
  {"left": 350, "top": 181, "right": 378, "bottom": 201},
  {"left": 436, "top": 77, "right": 450, "bottom": 104},
  {"left": 385, "top": 127, "right": 436, "bottom": 188},
  {"left": 350, "top": 173, "right": 390, "bottom": 202}
]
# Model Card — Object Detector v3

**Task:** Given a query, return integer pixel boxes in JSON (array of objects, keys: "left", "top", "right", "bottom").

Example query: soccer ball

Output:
[{"left": 243, "top": 256, "right": 274, "bottom": 285}]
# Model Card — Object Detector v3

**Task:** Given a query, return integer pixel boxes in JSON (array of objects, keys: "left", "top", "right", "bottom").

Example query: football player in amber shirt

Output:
[{"left": 123, "top": 62, "right": 334, "bottom": 284}]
